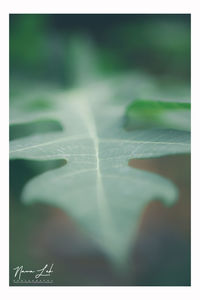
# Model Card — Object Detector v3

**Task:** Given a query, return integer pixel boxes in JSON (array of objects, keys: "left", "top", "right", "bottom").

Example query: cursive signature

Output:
[{"left": 13, "top": 264, "right": 54, "bottom": 280}]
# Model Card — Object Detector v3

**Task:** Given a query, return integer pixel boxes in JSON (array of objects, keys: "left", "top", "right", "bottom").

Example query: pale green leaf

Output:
[{"left": 9, "top": 85, "right": 190, "bottom": 266}]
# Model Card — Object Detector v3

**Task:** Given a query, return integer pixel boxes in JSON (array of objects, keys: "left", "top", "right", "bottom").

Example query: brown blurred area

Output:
[{"left": 130, "top": 154, "right": 190, "bottom": 285}]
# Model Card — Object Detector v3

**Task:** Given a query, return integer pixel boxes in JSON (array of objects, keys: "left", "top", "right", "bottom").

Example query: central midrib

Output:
[
  {"left": 80, "top": 99, "right": 114, "bottom": 243},
  {"left": 80, "top": 99, "right": 103, "bottom": 188}
]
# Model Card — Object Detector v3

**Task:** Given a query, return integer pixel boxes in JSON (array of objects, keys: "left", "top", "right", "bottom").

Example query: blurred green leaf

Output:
[{"left": 125, "top": 100, "right": 190, "bottom": 131}]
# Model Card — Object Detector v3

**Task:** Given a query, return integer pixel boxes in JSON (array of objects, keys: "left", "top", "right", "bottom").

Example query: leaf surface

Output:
[{"left": 10, "top": 86, "right": 190, "bottom": 265}]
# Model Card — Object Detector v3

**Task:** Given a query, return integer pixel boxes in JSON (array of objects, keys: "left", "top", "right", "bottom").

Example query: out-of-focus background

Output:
[{"left": 10, "top": 14, "right": 190, "bottom": 286}]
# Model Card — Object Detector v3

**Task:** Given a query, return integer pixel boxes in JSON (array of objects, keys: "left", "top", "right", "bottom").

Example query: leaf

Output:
[
  {"left": 9, "top": 84, "right": 190, "bottom": 267},
  {"left": 125, "top": 100, "right": 190, "bottom": 131}
]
